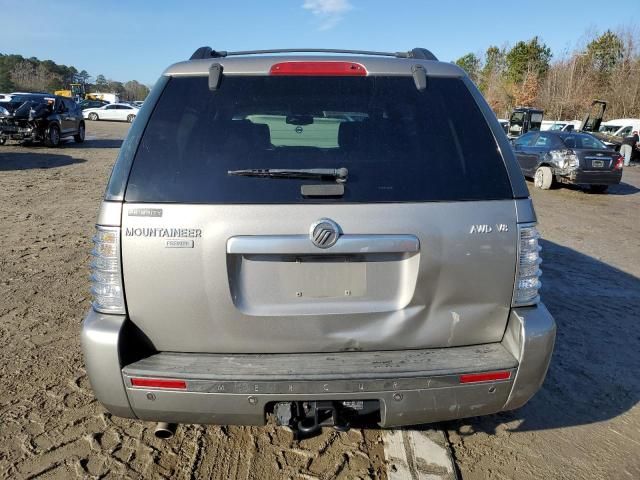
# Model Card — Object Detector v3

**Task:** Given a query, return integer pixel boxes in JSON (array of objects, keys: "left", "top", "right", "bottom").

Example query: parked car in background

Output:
[
  {"left": 513, "top": 130, "right": 623, "bottom": 192},
  {"left": 599, "top": 118, "right": 640, "bottom": 138},
  {"left": 595, "top": 118, "right": 640, "bottom": 161},
  {"left": 82, "top": 46, "right": 555, "bottom": 438},
  {"left": 79, "top": 99, "right": 108, "bottom": 110},
  {"left": 133, "top": 101, "right": 144, "bottom": 108},
  {"left": 541, "top": 120, "right": 580, "bottom": 132},
  {"left": 83, "top": 103, "right": 139, "bottom": 122},
  {"left": 598, "top": 120, "right": 622, "bottom": 135},
  {"left": 507, "top": 107, "right": 543, "bottom": 138},
  {"left": 0, "top": 93, "right": 12, "bottom": 102},
  {"left": 0, "top": 93, "right": 85, "bottom": 146}
]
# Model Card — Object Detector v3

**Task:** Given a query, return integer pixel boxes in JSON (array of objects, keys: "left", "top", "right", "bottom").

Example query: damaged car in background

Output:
[
  {"left": 513, "top": 130, "right": 623, "bottom": 193},
  {"left": 0, "top": 93, "right": 85, "bottom": 147}
]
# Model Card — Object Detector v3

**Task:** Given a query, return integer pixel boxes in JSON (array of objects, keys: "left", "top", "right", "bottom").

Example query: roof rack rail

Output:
[
  {"left": 189, "top": 47, "right": 438, "bottom": 61},
  {"left": 408, "top": 48, "right": 438, "bottom": 61}
]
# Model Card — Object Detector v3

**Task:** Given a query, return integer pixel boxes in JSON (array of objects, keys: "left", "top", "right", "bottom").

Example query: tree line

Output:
[
  {"left": 0, "top": 53, "right": 149, "bottom": 101},
  {"left": 455, "top": 28, "right": 640, "bottom": 121}
]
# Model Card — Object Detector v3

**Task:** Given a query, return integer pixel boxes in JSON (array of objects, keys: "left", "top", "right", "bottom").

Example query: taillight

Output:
[
  {"left": 513, "top": 224, "right": 542, "bottom": 307},
  {"left": 269, "top": 61, "right": 367, "bottom": 76},
  {"left": 614, "top": 154, "right": 624, "bottom": 170},
  {"left": 90, "top": 226, "right": 125, "bottom": 314},
  {"left": 130, "top": 378, "right": 187, "bottom": 390},
  {"left": 459, "top": 371, "right": 511, "bottom": 384}
]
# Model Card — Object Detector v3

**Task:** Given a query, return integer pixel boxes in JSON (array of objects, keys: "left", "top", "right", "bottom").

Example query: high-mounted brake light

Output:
[
  {"left": 130, "top": 378, "right": 187, "bottom": 390},
  {"left": 269, "top": 61, "right": 367, "bottom": 76},
  {"left": 459, "top": 371, "right": 511, "bottom": 384}
]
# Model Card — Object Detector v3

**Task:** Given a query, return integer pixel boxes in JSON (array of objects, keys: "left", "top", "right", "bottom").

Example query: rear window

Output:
[
  {"left": 560, "top": 134, "right": 608, "bottom": 150},
  {"left": 125, "top": 75, "right": 512, "bottom": 203}
]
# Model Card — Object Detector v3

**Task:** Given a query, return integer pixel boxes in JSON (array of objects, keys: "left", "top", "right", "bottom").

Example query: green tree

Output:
[
  {"left": 484, "top": 46, "right": 506, "bottom": 72},
  {"left": 505, "top": 37, "right": 552, "bottom": 84},
  {"left": 586, "top": 30, "right": 624, "bottom": 74},
  {"left": 479, "top": 46, "right": 506, "bottom": 91},
  {"left": 455, "top": 53, "right": 481, "bottom": 83},
  {"left": 78, "top": 70, "right": 91, "bottom": 85},
  {"left": 0, "top": 52, "right": 150, "bottom": 99},
  {"left": 95, "top": 74, "right": 108, "bottom": 90},
  {"left": 107, "top": 80, "right": 126, "bottom": 97},
  {"left": 478, "top": 46, "right": 509, "bottom": 112},
  {"left": 123, "top": 80, "right": 150, "bottom": 101}
]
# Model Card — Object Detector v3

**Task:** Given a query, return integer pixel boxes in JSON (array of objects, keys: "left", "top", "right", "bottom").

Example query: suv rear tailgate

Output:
[{"left": 121, "top": 201, "right": 517, "bottom": 353}]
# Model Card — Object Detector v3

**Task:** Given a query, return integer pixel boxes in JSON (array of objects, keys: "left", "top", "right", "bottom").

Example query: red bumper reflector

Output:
[
  {"left": 131, "top": 378, "right": 187, "bottom": 390},
  {"left": 459, "top": 371, "right": 511, "bottom": 384},
  {"left": 269, "top": 61, "right": 367, "bottom": 76}
]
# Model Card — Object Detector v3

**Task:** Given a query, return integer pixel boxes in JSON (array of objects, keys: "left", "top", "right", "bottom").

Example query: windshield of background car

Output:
[
  {"left": 560, "top": 134, "right": 608, "bottom": 149},
  {"left": 530, "top": 112, "right": 543, "bottom": 130},
  {"left": 11, "top": 95, "right": 47, "bottom": 104},
  {"left": 125, "top": 75, "right": 513, "bottom": 203}
]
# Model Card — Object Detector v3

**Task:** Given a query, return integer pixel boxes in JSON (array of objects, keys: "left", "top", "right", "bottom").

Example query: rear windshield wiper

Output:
[{"left": 228, "top": 167, "right": 348, "bottom": 183}]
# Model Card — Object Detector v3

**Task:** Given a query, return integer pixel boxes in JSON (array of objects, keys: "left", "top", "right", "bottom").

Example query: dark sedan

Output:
[{"left": 512, "top": 131, "right": 624, "bottom": 193}]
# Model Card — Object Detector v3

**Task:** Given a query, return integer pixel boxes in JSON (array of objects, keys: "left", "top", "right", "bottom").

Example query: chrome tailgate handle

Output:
[{"left": 227, "top": 235, "right": 420, "bottom": 255}]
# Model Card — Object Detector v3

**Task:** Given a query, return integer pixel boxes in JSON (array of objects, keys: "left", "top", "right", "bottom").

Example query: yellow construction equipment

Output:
[{"left": 54, "top": 83, "right": 86, "bottom": 100}]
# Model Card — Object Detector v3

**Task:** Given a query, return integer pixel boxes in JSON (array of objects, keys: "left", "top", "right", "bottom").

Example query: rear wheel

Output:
[
  {"left": 589, "top": 184, "right": 609, "bottom": 194},
  {"left": 127, "top": 114, "right": 136, "bottom": 123},
  {"left": 534, "top": 166, "right": 553, "bottom": 190},
  {"left": 74, "top": 122, "right": 85, "bottom": 143},
  {"left": 44, "top": 124, "right": 61, "bottom": 147},
  {"left": 88, "top": 112, "right": 99, "bottom": 121}
]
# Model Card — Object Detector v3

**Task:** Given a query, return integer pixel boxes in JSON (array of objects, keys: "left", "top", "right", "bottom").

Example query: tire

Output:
[
  {"left": 534, "top": 166, "right": 553, "bottom": 190},
  {"left": 74, "top": 122, "right": 85, "bottom": 143},
  {"left": 589, "top": 184, "right": 609, "bottom": 194},
  {"left": 44, "top": 124, "right": 61, "bottom": 147},
  {"left": 88, "top": 113, "right": 99, "bottom": 121},
  {"left": 127, "top": 114, "right": 136, "bottom": 123}
]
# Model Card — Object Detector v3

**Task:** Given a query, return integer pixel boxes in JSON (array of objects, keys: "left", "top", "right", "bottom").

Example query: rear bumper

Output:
[
  {"left": 81, "top": 304, "right": 555, "bottom": 427},
  {"left": 557, "top": 169, "right": 622, "bottom": 185}
]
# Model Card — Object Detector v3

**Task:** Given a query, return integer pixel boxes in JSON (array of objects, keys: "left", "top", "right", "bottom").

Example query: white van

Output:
[
  {"left": 540, "top": 120, "right": 581, "bottom": 132},
  {"left": 599, "top": 119, "right": 640, "bottom": 137}
]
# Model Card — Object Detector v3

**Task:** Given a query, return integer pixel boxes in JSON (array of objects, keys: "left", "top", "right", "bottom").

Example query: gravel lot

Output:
[{"left": 0, "top": 121, "right": 638, "bottom": 479}]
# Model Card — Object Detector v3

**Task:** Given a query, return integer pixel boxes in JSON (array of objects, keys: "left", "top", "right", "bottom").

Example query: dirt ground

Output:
[
  {"left": 0, "top": 120, "right": 639, "bottom": 479},
  {"left": 446, "top": 160, "right": 640, "bottom": 479}
]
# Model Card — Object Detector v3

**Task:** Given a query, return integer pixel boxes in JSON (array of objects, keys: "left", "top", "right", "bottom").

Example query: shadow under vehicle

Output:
[
  {"left": 446, "top": 240, "right": 638, "bottom": 449},
  {"left": 0, "top": 93, "right": 85, "bottom": 147}
]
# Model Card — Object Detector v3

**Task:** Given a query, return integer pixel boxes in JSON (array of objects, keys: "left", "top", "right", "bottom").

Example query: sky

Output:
[{"left": 0, "top": 0, "right": 637, "bottom": 86}]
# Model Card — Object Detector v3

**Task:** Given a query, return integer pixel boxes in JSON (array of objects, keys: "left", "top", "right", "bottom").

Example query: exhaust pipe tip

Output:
[{"left": 154, "top": 422, "right": 177, "bottom": 439}]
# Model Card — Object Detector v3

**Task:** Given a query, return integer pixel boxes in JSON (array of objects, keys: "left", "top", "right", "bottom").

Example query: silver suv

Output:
[{"left": 82, "top": 47, "right": 556, "bottom": 436}]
